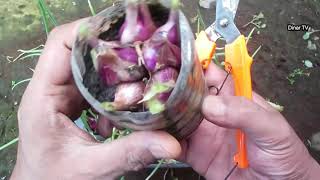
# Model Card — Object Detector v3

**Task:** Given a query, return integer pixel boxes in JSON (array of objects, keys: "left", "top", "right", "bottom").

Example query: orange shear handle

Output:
[
  {"left": 225, "top": 35, "right": 253, "bottom": 168},
  {"left": 195, "top": 31, "right": 216, "bottom": 69}
]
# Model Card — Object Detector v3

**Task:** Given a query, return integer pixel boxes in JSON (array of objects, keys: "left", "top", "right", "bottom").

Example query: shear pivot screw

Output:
[{"left": 219, "top": 18, "right": 229, "bottom": 28}]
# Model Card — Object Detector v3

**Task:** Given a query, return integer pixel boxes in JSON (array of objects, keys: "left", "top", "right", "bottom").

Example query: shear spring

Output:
[{"left": 209, "top": 62, "right": 232, "bottom": 96}]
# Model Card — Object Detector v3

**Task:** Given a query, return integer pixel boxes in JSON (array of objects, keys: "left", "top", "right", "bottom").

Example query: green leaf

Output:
[
  {"left": 303, "top": 32, "right": 310, "bottom": 40},
  {"left": 147, "top": 98, "right": 165, "bottom": 114},
  {"left": 256, "top": 12, "right": 264, "bottom": 19},
  {"left": 140, "top": 82, "right": 174, "bottom": 102},
  {"left": 101, "top": 102, "right": 115, "bottom": 111},
  {"left": 260, "top": 24, "right": 267, "bottom": 29},
  {"left": 307, "top": 40, "right": 317, "bottom": 50},
  {"left": 80, "top": 110, "right": 91, "bottom": 132},
  {"left": 304, "top": 60, "right": 313, "bottom": 68}
]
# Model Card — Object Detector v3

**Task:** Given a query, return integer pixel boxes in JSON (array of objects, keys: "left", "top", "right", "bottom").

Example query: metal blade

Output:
[
  {"left": 215, "top": 0, "right": 241, "bottom": 43},
  {"left": 205, "top": 0, "right": 240, "bottom": 42},
  {"left": 221, "top": 0, "right": 239, "bottom": 20}
]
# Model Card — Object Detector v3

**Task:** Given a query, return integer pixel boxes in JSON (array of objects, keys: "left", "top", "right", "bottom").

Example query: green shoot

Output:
[
  {"left": 252, "top": 45, "right": 262, "bottom": 59},
  {"left": 0, "top": 138, "right": 19, "bottom": 152},
  {"left": 87, "top": 0, "right": 96, "bottom": 16},
  {"left": 6, "top": 45, "right": 44, "bottom": 63},
  {"left": 145, "top": 159, "right": 164, "bottom": 180},
  {"left": 80, "top": 110, "right": 93, "bottom": 133},
  {"left": 243, "top": 12, "right": 266, "bottom": 29},
  {"left": 266, "top": 100, "right": 284, "bottom": 112},
  {"left": 196, "top": 8, "right": 206, "bottom": 35},
  {"left": 11, "top": 78, "right": 32, "bottom": 91},
  {"left": 246, "top": 27, "right": 256, "bottom": 45},
  {"left": 36, "top": 0, "right": 58, "bottom": 35}
]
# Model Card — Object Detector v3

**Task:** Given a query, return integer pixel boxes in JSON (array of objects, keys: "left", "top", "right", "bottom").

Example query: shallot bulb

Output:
[
  {"left": 142, "top": 0, "right": 181, "bottom": 72},
  {"left": 90, "top": 40, "right": 147, "bottom": 86},
  {"left": 120, "top": 0, "right": 156, "bottom": 44},
  {"left": 143, "top": 36, "right": 181, "bottom": 72},
  {"left": 102, "top": 81, "right": 145, "bottom": 111},
  {"left": 152, "top": 0, "right": 180, "bottom": 46},
  {"left": 142, "top": 67, "right": 179, "bottom": 114}
]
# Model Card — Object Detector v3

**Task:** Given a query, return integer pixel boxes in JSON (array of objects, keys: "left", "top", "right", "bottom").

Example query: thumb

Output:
[
  {"left": 87, "top": 131, "right": 181, "bottom": 178},
  {"left": 202, "top": 96, "right": 291, "bottom": 140}
]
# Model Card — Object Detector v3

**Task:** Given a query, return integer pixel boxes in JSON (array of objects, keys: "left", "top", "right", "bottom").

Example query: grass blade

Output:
[
  {"left": 20, "top": 53, "right": 42, "bottom": 60},
  {"left": 145, "top": 159, "right": 164, "bottom": 180},
  {"left": 38, "top": 0, "right": 58, "bottom": 26},
  {"left": 0, "top": 138, "right": 19, "bottom": 152},
  {"left": 88, "top": 0, "right": 96, "bottom": 16},
  {"left": 12, "top": 78, "right": 32, "bottom": 90},
  {"left": 38, "top": 1, "right": 49, "bottom": 35},
  {"left": 252, "top": 45, "right": 262, "bottom": 58}
]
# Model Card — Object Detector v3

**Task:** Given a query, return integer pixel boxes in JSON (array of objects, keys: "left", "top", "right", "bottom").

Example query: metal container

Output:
[{"left": 71, "top": 1, "right": 207, "bottom": 139}]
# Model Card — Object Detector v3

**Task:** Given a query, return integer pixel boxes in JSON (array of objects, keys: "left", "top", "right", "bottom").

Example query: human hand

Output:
[
  {"left": 11, "top": 20, "right": 181, "bottom": 180},
  {"left": 180, "top": 63, "right": 320, "bottom": 179}
]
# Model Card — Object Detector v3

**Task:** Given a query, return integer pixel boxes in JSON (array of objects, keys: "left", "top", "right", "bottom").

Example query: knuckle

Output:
[
  {"left": 48, "top": 24, "right": 67, "bottom": 37},
  {"left": 125, "top": 147, "right": 153, "bottom": 171}
]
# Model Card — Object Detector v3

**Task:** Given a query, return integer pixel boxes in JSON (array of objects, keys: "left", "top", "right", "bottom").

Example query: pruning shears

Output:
[{"left": 196, "top": 0, "right": 252, "bottom": 169}]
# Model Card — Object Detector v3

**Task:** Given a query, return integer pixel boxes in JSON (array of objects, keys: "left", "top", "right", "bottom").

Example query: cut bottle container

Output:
[{"left": 71, "top": 1, "right": 207, "bottom": 139}]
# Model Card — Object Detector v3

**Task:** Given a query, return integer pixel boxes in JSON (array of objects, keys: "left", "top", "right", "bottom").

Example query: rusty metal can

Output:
[{"left": 71, "top": 1, "right": 207, "bottom": 139}]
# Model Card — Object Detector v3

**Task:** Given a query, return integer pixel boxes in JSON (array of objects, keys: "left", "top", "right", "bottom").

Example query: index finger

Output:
[
  {"left": 205, "top": 63, "right": 274, "bottom": 111},
  {"left": 34, "top": 18, "right": 88, "bottom": 86}
]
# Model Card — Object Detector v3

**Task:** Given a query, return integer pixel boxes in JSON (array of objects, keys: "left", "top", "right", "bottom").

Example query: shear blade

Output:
[{"left": 215, "top": 0, "right": 241, "bottom": 43}]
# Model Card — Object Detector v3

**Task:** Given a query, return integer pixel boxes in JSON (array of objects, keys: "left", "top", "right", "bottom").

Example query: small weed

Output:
[
  {"left": 287, "top": 68, "right": 310, "bottom": 85},
  {"left": 302, "top": 29, "right": 320, "bottom": 40},
  {"left": 303, "top": 29, "right": 319, "bottom": 51},
  {"left": 307, "top": 40, "right": 317, "bottom": 50},
  {"left": 243, "top": 12, "right": 267, "bottom": 30}
]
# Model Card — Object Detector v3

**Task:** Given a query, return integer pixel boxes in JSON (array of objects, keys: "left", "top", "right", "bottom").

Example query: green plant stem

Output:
[
  {"left": 12, "top": 78, "right": 32, "bottom": 90},
  {"left": 20, "top": 53, "right": 42, "bottom": 60},
  {"left": 88, "top": 109, "right": 98, "bottom": 119},
  {"left": 310, "top": 30, "right": 320, "bottom": 35},
  {"left": 196, "top": 8, "right": 206, "bottom": 30},
  {"left": 246, "top": 27, "right": 256, "bottom": 45},
  {"left": 242, "top": 20, "right": 255, "bottom": 28},
  {"left": 88, "top": 0, "right": 96, "bottom": 16},
  {"left": 252, "top": 45, "right": 262, "bottom": 58},
  {"left": 38, "top": 1, "right": 50, "bottom": 35},
  {"left": 38, "top": 0, "right": 58, "bottom": 26},
  {"left": 0, "top": 138, "right": 19, "bottom": 151},
  {"left": 145, "top": 159, "right": 164, "bottom": 180},
  {"left": 7, "top": 45, "right": 44, "bottom": 62}
]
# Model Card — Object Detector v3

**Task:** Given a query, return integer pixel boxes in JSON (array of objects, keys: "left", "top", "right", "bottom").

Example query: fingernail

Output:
[{"left": 202, "top": 96, "right": 226, "bottom": 118}]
